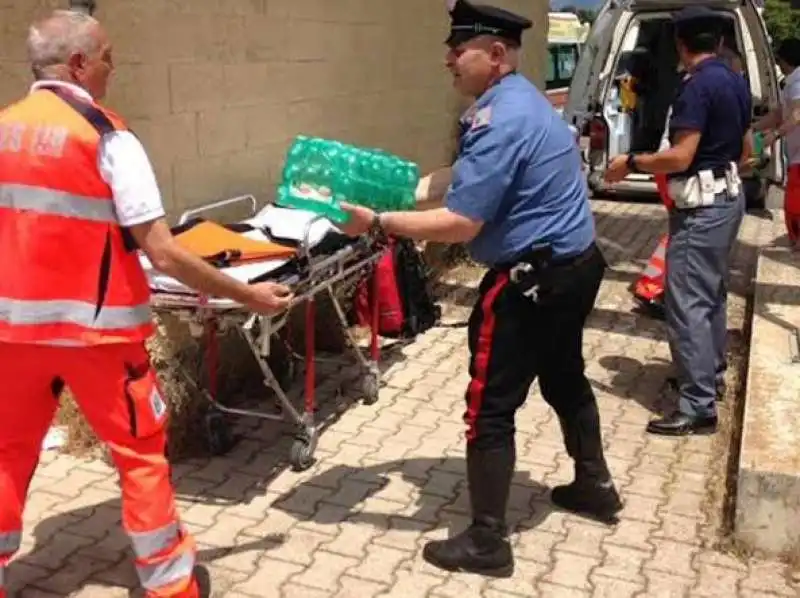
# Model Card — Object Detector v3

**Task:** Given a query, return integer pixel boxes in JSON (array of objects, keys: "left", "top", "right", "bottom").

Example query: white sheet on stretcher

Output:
[{"left": 142, "top": 204, "right": 339, "bottom": 295}]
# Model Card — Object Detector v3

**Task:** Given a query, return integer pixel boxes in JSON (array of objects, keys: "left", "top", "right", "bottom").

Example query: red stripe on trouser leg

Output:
[
  {"left": 464, "top": 273, "right": 508, "bottom": 442},
  {"left": 54, "top": 343, "right": 197, "bottom": 597},
  {"left": 786, "top": 165, "right": 800, "bottom": 244}
]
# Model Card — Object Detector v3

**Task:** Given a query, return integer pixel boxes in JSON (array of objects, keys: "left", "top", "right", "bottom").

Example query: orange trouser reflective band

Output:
[
  {"left": 0, "top": 342, "right": 199, "bottom": 598},
  {"left": 634, "top": 233, "right": 668, "bottom": 302},
  {"left": 786, "top": 165, "right": 800, "bottom": 243}
]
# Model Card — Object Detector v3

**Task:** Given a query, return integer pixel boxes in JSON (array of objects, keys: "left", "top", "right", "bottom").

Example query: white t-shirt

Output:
[
  {"left": 782, "top": 67, "right": 800, "bottom": 166},
  {"left": 29, "top": 80, "right": 166, "bottom": 227}
]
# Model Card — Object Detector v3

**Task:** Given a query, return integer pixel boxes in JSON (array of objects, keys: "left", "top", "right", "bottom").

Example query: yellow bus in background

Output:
[{"left": 546, "top": 12, "right": 590, "bottom": 114}]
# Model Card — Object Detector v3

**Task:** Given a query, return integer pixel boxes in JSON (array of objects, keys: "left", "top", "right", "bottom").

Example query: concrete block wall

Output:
[{"left": 0, "top": 0, "right": 547, "bottom": 220}]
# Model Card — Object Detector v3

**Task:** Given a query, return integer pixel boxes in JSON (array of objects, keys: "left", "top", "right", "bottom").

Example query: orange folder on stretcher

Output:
[{"left": 173, "top": 221, "right": 297, "bottom": 266}]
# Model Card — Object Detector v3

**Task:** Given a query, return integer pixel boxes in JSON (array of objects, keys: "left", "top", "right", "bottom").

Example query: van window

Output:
[{"left": 546, "top": 43, "right": 580, "bottom": 90}]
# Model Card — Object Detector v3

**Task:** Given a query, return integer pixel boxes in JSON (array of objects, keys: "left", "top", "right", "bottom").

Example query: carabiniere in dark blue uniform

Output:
[
  {"left": 623, "top": 6, "right": 750, "bottom": 437},
  {"left": 420, "top": 0, "right": 623, "bottom": 578}
]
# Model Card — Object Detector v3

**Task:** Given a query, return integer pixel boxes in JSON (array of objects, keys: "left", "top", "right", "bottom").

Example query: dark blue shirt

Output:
[
  {"left": 445, "top": 73, "right": 595, "bottom": 266},
  {"left": 668, "top": 57, "right": 752, "bottom": 178}
]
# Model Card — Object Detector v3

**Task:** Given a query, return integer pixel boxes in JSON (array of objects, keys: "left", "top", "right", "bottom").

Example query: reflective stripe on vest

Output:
[
  {"left": 0, "top": 531, "right": 20, "bottom": 554},
  {"left": 128, "top": 522, "right": 180, "bottom": 560},
  {"left": 137, "top": 549, "right": 195, "bottom": 591},
  {"left": 0, "top": 183, "right": 117, "bottom": 223},
  {"left": 0, "top": 298, "right": 151, "bottom": 330}
]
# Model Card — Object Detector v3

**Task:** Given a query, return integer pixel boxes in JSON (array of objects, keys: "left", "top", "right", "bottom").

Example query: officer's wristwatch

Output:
[
  {"left": 369, "top": 213, "right": 388, "bottom": 244},
  {"left": 626, "top": 153, "right": 641, "bottom": 174}
]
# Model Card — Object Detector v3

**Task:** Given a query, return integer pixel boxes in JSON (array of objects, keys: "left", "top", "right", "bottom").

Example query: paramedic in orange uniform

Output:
[{"left": 0, "top": 10, "right": 292, "bottom": 598}]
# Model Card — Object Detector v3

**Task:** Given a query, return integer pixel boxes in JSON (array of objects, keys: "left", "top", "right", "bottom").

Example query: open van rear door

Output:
[
  {"left": 739, "top": 0, "right": 786, "bottom": 185},
  {"left": 562, "top": 0, "right": 625, "bottom": 134}
]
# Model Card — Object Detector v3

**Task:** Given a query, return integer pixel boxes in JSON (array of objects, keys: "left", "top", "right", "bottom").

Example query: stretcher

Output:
[{"left": 142, "top": 194, "right": 386, "bottom": 471}]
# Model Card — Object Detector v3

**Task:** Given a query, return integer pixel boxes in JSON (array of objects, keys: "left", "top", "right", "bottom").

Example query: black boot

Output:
[
  {"left": 422, "top": 444, "right": 515, "bottom": 577},
  {"left": 551, "top": 400, "right": 623, "bottom": 523}
]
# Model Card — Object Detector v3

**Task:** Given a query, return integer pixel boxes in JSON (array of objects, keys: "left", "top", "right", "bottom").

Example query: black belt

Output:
[
  {"left": 496, "top": 241, "right": 599, "bottom": 302},
  {"left": 497, "top": 241, "right": 598, "bottom": 273},
  {"left": 668, "top": 165, "right": 729, "bottom": 180}
]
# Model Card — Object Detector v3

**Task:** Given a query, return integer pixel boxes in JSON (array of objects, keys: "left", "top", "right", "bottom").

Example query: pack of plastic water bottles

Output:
[{"left": 275, "top": 135, "right": 420, "bottom": 223}]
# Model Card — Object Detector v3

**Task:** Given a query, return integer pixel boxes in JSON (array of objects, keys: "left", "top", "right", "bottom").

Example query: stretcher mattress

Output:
[{"left": 142, "top": 204, "right": 351, "bottom": 296}]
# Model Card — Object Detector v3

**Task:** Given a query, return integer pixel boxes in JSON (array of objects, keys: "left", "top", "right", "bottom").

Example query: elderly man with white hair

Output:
[{"left": 0, "top": 9, "right": 294, "bottom": 598}]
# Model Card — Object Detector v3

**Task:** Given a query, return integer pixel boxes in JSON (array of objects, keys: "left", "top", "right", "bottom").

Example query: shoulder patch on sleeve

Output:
[{"left": 470, "top": 106, "right": 492, "bottom": 130}]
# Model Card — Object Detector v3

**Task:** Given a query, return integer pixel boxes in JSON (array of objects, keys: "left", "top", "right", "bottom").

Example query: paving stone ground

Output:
[{"left": 8, "top": 200, "right": 800, "bottom": 598}]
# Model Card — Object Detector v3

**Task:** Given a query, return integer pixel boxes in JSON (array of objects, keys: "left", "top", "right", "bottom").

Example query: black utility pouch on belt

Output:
[{"left": 508, "top": 244, "right": 553, "bottom": 303}]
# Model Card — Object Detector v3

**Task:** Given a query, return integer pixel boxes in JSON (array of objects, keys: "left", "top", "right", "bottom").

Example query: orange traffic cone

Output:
[{"left": 633, "top": 233, "right": 668, "bottom": 311}]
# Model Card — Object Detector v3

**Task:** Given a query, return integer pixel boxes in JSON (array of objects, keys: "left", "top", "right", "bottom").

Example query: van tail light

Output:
[{"left": 588, "top": 117, "right": 607, "bottom": 151}]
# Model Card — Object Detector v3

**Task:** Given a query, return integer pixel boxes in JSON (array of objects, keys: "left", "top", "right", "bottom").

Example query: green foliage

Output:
[{"left": 763, "top": 0, "right": 800, "bottom": 46}]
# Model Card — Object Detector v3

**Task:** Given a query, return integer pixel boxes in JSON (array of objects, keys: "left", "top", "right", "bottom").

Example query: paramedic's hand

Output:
[
  {"left": 246, "top": 282, "right": 293, "bottom": 314},
  {"left": 338, "top": 203, "right": 376, "bottom": 237},
  {"left": 604, "top": 155, "right": 630, "bottom": 184}
]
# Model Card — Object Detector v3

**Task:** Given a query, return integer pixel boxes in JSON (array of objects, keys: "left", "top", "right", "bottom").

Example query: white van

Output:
[
  {"left": 546, "top": 12, "right": 591, "bottom": 114},
  {"left": 562, "top": 0, "right": 786, "bottom": 207}
]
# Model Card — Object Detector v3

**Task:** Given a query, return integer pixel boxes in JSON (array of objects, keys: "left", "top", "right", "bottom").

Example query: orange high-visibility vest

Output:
[{"left": 0, "top": 87, "right": 154, "bottom": 346}]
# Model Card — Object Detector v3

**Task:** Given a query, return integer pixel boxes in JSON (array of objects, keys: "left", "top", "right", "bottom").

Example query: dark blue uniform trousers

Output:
[
  {"left": 665, "top": 190, "right": 745, "bottom": 418},
  {"left": 464, "top": 243, "right": 612, "bottom": 482}
]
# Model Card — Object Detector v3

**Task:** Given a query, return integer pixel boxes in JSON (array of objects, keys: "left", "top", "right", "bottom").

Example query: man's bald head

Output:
[{"left": 26, "top": 9, "right": 113, "bottom": 100}]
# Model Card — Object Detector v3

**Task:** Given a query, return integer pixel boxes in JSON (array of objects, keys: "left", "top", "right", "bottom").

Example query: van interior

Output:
[{"left": 602, "top": 13, "right": 748, "bottom": 156}]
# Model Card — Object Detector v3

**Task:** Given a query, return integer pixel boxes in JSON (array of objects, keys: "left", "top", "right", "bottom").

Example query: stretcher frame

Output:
[{"left": 149, "top": 195, "right": 385, "bottom": 471}]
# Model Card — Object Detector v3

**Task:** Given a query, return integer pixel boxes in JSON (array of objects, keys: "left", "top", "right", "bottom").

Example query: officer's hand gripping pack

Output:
[{"left": 275, "top": 135, "right": 421, "bottom": 223}]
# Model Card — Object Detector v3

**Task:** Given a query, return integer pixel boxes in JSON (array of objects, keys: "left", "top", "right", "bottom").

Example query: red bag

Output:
[
  {"left": 352, "top": 236, "right": 440, "bottom": 339},
  {"left": 354, "top": 238, "right": 404, "bottom": 336}
]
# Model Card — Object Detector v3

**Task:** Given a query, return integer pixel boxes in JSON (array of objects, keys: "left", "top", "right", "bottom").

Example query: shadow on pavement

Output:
[
  {"left": 8, "top": 498, "right": 284, "bottom": 597},
  {"left": 594, "top": 354, "right": 673, "bottom": 414},
  {"left": 269, "top": 456, "right": 554, "bottom": 541}
]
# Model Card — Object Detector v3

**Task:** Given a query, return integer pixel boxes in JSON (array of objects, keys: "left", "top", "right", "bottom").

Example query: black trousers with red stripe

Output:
[{"left": 464, "top": 245, "right": 606, "bottom": 451}]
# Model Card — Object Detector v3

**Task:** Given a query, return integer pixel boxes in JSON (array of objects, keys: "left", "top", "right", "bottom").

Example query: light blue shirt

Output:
[{"left": 446, "top": 73, "right": 595, "bottom": 266}]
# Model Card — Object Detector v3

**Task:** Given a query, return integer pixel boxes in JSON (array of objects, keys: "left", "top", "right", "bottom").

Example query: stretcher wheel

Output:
[
  {"left": 290, "top": 438, "right": 315, "bottom": 472},
  {"left": 361, "top": 372, "right": 380, "bottom": 406},
  {"left": 205, "top": 410, "right": 235, "bottom": 457}
]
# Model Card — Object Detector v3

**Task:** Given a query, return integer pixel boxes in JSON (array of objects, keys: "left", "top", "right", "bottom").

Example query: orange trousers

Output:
[
  {"left": 786, "top": 165, "right": 800, "bottom": 245},
  {"left": 0, "top": 342, "right": 200, "bottom": 598}
]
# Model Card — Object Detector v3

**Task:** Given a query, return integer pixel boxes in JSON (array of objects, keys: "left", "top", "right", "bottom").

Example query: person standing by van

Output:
[
  {"left": 755, "top": 38, "right": 800, "bottom": 247},
  {"left": 605, "top": 6, "right": 751, "bottom": 437},
  {"left": 631, "top": 45, "right": 745, "bottom": 320}
]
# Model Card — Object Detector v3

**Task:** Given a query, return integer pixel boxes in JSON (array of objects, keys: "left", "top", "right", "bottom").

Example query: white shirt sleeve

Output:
[
  {"left": 97, "top": 131, "right": 167, "bottom": 227},
  {"left": 786, "top": 77, "right": 800, "bottom": 107}
]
